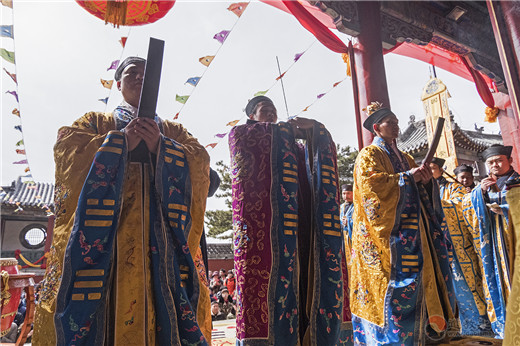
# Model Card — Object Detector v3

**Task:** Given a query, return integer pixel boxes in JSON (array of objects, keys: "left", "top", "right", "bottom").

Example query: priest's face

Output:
[
  {"left": 429, "top": 163, "right": 443, "bottom": 179},
  {"left": 117, "top": 62, "right": 145, "bottom": 108},
  {"left": 486, "top": 155, "right": 513, "bottom": 176},
  {"left": 456, "top": 171, "right": 474, "bottom": 187},
  {"left": 250, "top": 101, "right": 277, "bottom": 123},
  {"left": 374, "top": 114, "right": 399, "bottom": 141},
  {"left": 342, "top": 190, "right": 353, "bottom": 203}
]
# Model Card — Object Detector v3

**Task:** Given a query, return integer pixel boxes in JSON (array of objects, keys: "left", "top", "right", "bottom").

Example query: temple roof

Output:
[
  {"left": 206, "top": 242, "right": 233, "bottom": 260},
  {"left": 0, "top": 177, "right": 54, "bottom": 210},
  {"left": 397, "top": 116, "right": 502, "bottom": 155}
]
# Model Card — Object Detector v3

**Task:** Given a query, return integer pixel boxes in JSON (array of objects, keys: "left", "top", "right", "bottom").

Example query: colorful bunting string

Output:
[
  {"left": 6, "top": 90, "right": 18, "bottom": 102},
  {"left": 1, "top": 25, "right": 13, "bottom": 38},
  {"left": 0, "top": 48, "right": 15, "bottom": 63},
  {"left": 107, "top": 60, "right": 120, "bottom": 71},
  {"left": 289, "top": 78, "right": 347, "bottom": 119},
  {"left": 3, "top": 68, "right": 16, "bottom": 83},
  {"left": 173, "top": 2, "right": 250, "bottom": 121},
  {"left": 227, "top": 2, "right": 248, "bottom": 17}
]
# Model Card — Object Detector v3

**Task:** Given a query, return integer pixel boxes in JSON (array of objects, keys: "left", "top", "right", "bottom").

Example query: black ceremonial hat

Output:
[
  {"left": 115, "top": 56, "right": 146, "bottom": 81},
  {"left": 481, "top": 144, "right": 513, "bottom": 161},
  {"left": 341, "top": 184, "right": 353, "bottom": 192},
  {"left": 362, "top": 102, "right": 396, "bottom": 133},
  {"left": 245, "top": 96, "right": 274, "bottom": 116},
  {"left": 431, "top": 157, "right": 446, "bottom": 168},
  {"left": 454, "top": 164, "right": 473, "bottom": 175}
]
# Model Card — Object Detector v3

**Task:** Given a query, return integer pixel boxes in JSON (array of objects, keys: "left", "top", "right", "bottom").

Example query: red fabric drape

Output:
[
  {"left": 460, "top": 55, "right": 495, "bottom": 108},
  {"left": 282, "top": 0, "right": 347, "bottom": 53}
]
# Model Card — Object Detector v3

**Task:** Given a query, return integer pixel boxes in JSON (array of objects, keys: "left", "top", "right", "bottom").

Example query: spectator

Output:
[
  {"left": 225, "top": 270, "right": 236, "bottom": 297},
  {"left": 218, "top": 287, "right": 236, "bottom": 319},
  {"left": 219, "top": 268, "right": 227, "bottom": 283},
  {"left": 211, "top": 301, "right": 225, "bottom": 321}
]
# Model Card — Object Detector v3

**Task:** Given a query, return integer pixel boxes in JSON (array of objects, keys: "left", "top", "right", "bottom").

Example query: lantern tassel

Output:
[{"left": 105, "top": 0, "right": 128, "bottom": 27}]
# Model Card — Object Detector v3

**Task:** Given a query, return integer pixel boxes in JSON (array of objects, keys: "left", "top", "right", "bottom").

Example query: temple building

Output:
[
  {"left": 398, "top": 77, "right": 503, "bottom": 179},
  {"left": 0, "top": 176, "right": 54, "bottom": 280}
]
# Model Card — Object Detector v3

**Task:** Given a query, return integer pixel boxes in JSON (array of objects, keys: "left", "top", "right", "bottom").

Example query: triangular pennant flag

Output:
[
  {"left": 13, "top": 159, "right": 27, "bottom": 164},
  {"left": 98, "top": 97, "right": 109, "bottom": 104},
  {"left": 173, "top": 112, "right": 179, "bottom": 120},
  {"left": 0, "top": 48, "right": 15, "bottom": 64},
  {"left": 185, "top": 77, "right": 201, "bottom": 87},
  {"left": 227, "top": 2, "right": 248, "bottom": 17},
  {"left": 1, "top": 25, "right": 13, "bottom": 38},
  {"left": 24, "top": 167, "right": 30, "bottom": 172},
  {"left": 1, "top": 0, "right": 13, "bottom": 9},
  {"left": 317, "top": 93, "right": 325, "bottom": 99},
  {"left": 303, "top": 106, "right": 310, "bottom": 112},
  {"left": 276, "top": 72, "right": 287, "bottom": 81},
  {"left": 254, "top": 90, "right": 268, "bottom": 97},
  {"left": 215, "top": 133, "right": 227, "bottom": 138},
  {"left": 3, "top": 68, "right": 16, "bottom": 83},
  {"left": 16, "top": 149, "right": 25, "bottom": 155},
  {"left": 294, "top": 52, "right": 303, "bottom": 62},
  {"left": 333, "top": 81, "right": 341, "bottom": 87},
  {"left": 199, "top": 55, "right": 215, "bottom": 67},
  {"left": 175, "top": 94, "right": 189, "bottom": 104},
  {"left": 119, "top": 37, "right": 127, "bottom": 48},
  {"left": 101, "top": 79, "right": 114, "bottom": 89},
  {"left": 12, "top": 108, "right": 20, "bottom": 116},
  {"left": 16, "top": 139, "right": 23, "bottom": 146},
  {"left": 14, "top": 125, "right": 22, "bottom": 132},
  {"left": 107, "top": 60, "right": 120, "bottom": 71},
  {"left": 6, "top": 90, "right": 18, "bottom": 102},
  {"left": 226, "top": 119, "right": 240, "bottom": 127},
  {"left": 205, "top": 143, "right": 218, "bottom": 149},
  {"left": 213, "top": 30, "right": 230, "bottom": 44}
]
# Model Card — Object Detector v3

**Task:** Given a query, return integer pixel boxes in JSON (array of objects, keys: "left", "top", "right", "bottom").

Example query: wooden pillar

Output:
[
  {"left": 487, "top": 0, "right": 520, "bottom": 167},
  {"left": 354, "top": 1, "right": 391, "bottom": 148}
]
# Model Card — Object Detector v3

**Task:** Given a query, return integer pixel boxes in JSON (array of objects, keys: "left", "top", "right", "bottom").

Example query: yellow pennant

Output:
[
  {"left": 226, "top": 119, "right": 240, "bottom": 127},
  {"left": 199, "top": 55, "right": 215, "bottom": 67},
  {"left": 101, "top": 79, "right": 114, "bottom": 89}
]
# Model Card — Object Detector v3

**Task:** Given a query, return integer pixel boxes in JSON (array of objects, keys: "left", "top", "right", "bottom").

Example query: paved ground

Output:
[{"left": 211, "top": 318, "right": 236, "bottom": 345}]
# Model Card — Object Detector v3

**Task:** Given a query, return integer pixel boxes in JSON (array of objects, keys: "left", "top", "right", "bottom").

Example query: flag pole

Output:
[{"left": 276, "top": 56, "right": 290, "bottom": 118}]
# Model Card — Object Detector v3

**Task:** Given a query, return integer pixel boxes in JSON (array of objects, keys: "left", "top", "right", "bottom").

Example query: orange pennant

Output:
[
  {"left": 173, "top": 112, "right": 179, "bottom": 120},
  {"left": 228, "top": 2, "right": 248, "bottom": 17},
  {"left": 276, "top": 72, "right": 286, "bottom": 81},
  {"left": 199, "top": 55, "right": 215, "bottom": 67},
  {"left": 205, "top": 143, "right": 218, "bottom": 149},
  {"left": 226, "top": 120, "right": 240, "bottom": 127},
  {"left": 333, "top": 81, "right": 342, "bottom": 87},
  {"left": 12, "top": 108, "right": 20, "bottom": 116},
  {"left": 119, "top": 37, "right": 127, "bottom": 48},
  {"left": 303, "top": 106, "right": 310, "bottom": 112},
  {"left": 101, "top": 79, "right": 114, "bottom": 89},
  {"left": 24, "top": 167, "right": 30, "bottom": 173}
]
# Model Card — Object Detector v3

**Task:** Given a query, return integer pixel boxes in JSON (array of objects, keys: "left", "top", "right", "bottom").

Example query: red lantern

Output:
[{"left": 76, "top": 1, "right": 175, "bottom": 27}]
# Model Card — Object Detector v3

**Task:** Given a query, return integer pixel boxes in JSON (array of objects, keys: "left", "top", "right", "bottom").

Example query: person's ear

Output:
[
  {"left": 117, "top": 81, "right": 122, "bottom": 91},
  {"left": 372, "top": 123, "right": 379, "bottom": 134}
]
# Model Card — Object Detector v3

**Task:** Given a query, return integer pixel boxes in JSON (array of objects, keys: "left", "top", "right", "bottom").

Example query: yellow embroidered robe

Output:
[{"left": 32, "top": 112, "right": 211, "bottom": 345}]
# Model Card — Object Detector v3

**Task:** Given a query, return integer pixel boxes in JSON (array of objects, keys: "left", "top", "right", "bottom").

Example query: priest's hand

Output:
[
  {"left": 288, "top": 117, "right": 315, "bottom": 138},
  {"left": 410, "top": 164, "right": 432, "bottom": 183},
  {"left": 123, "top": 118, "right": 142, "bottom": 151},
  {"left": 134, "top": 118, "right": 161, "bottom": 154},
  {"left": 480, "top": 176, "right": 498, "bottom": 192}
]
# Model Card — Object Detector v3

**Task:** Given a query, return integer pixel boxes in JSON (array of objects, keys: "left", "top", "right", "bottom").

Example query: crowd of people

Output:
[
  {"left": 26, "top": 56, "right": 520, "bottom": 345},
  {"left": 209, "top": 269, "right": 237, "bottom": 321}
]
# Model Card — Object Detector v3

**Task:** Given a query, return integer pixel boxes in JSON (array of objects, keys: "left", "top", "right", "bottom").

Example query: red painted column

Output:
[
  {"left": 353, "top": 1, "right": 391, "bottom": 148},
  {"left": 487, "top": 0, "right": 520, "bottom": 168}
]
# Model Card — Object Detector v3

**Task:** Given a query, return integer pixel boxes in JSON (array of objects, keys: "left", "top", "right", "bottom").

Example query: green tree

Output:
[
  {"left": 205, "top": 160, "right": 233, "bottom": 238},
  {"left": 336, "top": 144, "right": 358, "bottom": 187}
]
